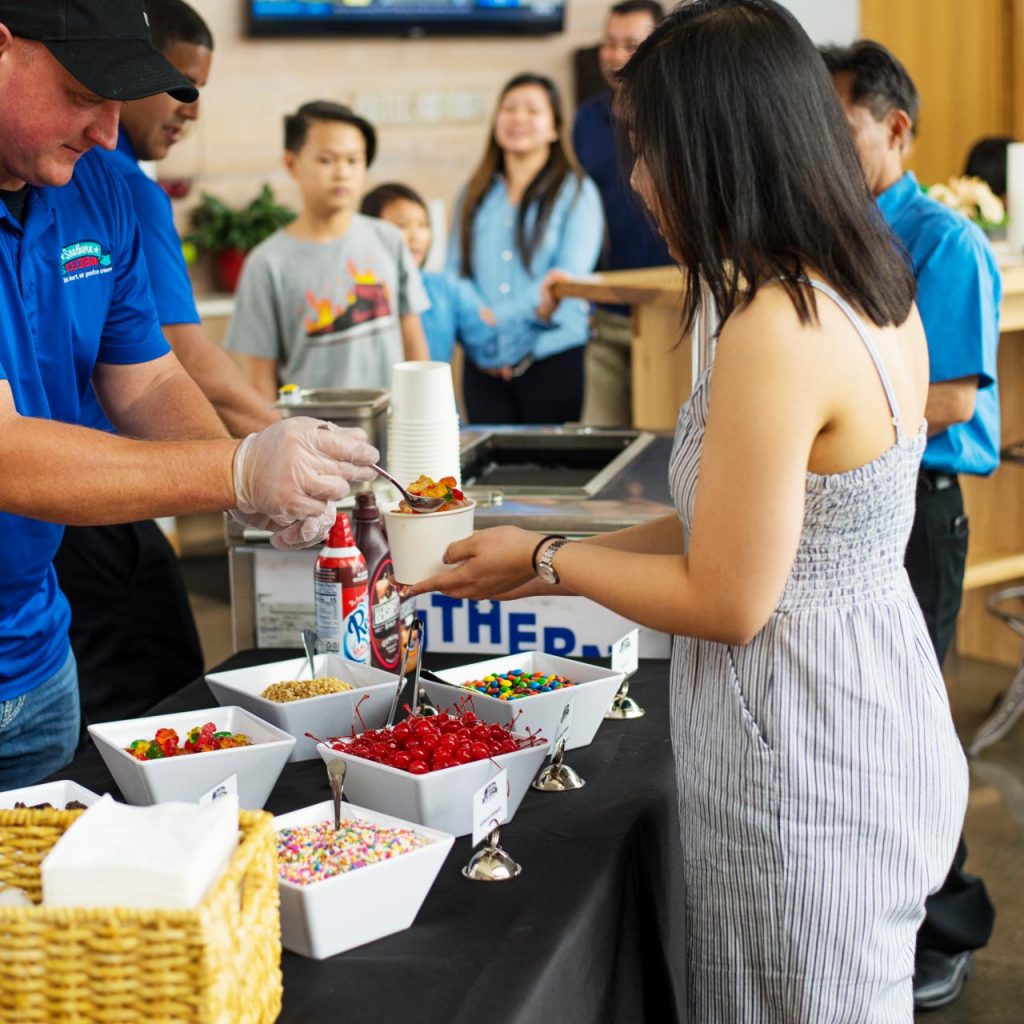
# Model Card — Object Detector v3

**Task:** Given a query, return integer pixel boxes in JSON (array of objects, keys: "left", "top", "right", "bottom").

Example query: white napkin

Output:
[{"left": 41, "top": 795, "right": 238, "bottom": 909}]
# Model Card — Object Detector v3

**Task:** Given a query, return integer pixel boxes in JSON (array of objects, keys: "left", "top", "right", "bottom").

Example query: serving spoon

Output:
[
  {"left": 326, "top": 758, "right": 347, "bottom": 831},
  {"left": 301, "top": 629, "right": 318, "bottom": 680},
  {"left": 372, "top": 464, "right": 447, "bottom": 512}
]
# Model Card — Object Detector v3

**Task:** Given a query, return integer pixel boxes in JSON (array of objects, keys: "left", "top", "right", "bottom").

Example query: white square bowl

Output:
[
  {"left": 420, "top": 652, "right": 624, "bottom": 752},
  {"left": 206, "top": 655, "right": 398, "bottom": 762},
  {"left": 274, "top": 800, "right": 453, "bottom": 959},
  {"left": 0, "top": 780, "right": 101, "bottom": 810},
  {"left": 87, "top": 706, "right": 295, "bottom": 809},
  {"left": 317, "top": 732, "right": 547, "bottom": 837}
]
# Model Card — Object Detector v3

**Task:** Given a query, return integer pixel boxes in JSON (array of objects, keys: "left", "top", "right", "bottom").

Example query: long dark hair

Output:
[
  {"left": 616, "top": 0, "right": 916, "bottom": 334},
  {"left": 459, "top": 73, "right": 582, "bottom": 278}
]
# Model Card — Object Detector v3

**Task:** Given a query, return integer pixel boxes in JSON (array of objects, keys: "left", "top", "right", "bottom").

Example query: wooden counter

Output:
[{"left": 553, "top": 264, "right": 1024, "bottom": 666}]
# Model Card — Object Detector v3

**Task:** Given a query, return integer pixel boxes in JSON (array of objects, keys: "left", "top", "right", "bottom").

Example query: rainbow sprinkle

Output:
[{"left": 276, "top": 819, "right": 431, "bottom": 885}]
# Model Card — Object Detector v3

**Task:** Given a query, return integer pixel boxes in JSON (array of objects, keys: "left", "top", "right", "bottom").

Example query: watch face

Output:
[{"left": 538, "top": 563, "right": 557, "bottom": 585}]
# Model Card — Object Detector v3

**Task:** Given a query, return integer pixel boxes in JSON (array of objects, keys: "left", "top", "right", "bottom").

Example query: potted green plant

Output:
[{"left": 185, "top": 184, "right": 296, "bottom": 292}]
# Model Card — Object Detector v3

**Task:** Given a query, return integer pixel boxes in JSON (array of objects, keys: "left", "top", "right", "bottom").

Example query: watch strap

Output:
[
  {"left": 536, "top": 536, "right": 572, "bottom": 584},
  {"left": 531, "top": 534, "right": 566, "bottom": 574}
]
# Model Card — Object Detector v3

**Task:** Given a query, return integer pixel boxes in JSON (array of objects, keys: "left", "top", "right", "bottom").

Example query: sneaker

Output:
[{"left": 913, "top": 949, "right": 973, "bottom": 1011}]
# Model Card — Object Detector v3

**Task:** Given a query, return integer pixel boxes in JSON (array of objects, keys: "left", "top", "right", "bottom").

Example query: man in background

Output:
[
  {"left": 55, "top": 0, "right": 279, "bottom": 736},
  {"left": 572, "top": 0, "right": 668, "bottom": 427},
  {"left": 822, "top": 39, "right": 999, "bottom": 1012}
]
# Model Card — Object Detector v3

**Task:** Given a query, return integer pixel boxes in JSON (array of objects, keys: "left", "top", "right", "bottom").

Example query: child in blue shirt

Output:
[{"left": 361, "top": 182, "right": 487, "bottom": 363}]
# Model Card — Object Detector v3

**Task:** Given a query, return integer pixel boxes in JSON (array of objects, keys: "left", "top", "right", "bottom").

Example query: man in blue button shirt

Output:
[
  {"left": 823, "top": 40, "right": 998, "bottom": 1011},
  {"left": 0, "top": 0, "right": 379, "bottom": 790},
  {"left": 572, "top": 0, "right": 669, "bottom": 426},
  {"left": 55, "top": 0, "right": 279, "bottom": 735}
]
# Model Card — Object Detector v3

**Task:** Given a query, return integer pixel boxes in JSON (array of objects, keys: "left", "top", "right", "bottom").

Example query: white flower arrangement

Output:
[{"left": 926, "top": 175, "right": 1007, "bottom": 230}]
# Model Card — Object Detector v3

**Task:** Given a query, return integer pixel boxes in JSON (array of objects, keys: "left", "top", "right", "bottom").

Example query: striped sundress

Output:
[{"left": 668, "top": 279, "right": 968, "bottom": 1022}]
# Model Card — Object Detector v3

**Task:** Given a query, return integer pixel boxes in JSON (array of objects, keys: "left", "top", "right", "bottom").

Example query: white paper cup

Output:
[
  {"left": 382, "top": 499, "right": 476, "bottom": 585},
  {"left": 390, "top": 362, "right": 457, "bottom": 423},
  {"left": 387, "top": 423, "right": 460, "bottom": 442}
]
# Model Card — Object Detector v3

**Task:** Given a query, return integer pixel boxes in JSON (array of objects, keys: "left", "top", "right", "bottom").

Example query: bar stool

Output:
[{"left": 967, "top": 440, "right": 1024, "bottom": 755}]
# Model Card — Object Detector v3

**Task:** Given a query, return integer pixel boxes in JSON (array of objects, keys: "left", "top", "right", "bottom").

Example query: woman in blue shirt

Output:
[{"left": 448, "top": 73, "right": 605, "bottom": 424}]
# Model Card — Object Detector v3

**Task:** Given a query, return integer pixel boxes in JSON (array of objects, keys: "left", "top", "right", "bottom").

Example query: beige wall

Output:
[
  {"left": 163, "top": 1, "right": 610, "bottom": 238},
  {"left": 168, "top": 2, "right": 1014, "bottom": 252}
]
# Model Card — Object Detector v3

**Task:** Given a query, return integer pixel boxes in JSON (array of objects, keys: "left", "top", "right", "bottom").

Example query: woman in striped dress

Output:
[{"left": 411, "top": 1, "right": 967, "bottom": 1018}]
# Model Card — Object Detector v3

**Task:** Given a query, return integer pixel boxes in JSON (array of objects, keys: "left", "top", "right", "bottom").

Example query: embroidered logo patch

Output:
[{"left": 60, "top": 240, "right": 113, "bottom": 281}]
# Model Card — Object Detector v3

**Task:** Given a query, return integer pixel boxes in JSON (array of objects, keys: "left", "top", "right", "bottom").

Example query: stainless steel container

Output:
[{"left": 275, "top": 387, "right": 389, "bottom": 462}]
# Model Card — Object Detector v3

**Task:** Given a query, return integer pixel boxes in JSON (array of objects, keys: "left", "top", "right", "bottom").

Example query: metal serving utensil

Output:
[
  {"left": 385, "top": 618, "right": 425, "bottom": 728},
  {"left": 407, "top": 622, "right": 440, "bottom": 720},
  {"left": 372, "top": 465, "right": 447, "bottom": 512},
  {"left": 327, "top": 758, "right": 347, "bottom": 831},
  {"left": 301, "top": 629, "right": 319, "bottom": 681}
]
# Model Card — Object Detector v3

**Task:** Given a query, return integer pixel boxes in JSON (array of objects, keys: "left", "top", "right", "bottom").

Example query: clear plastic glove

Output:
[
  {"left": 232, "top": 417, "right": 378, "bottom": 526},
  {"left": 228, "top": 508, "right": 275, "bottom": 532},
  {"left": 268, "top": 505, "right": 337, "bottom": 551},
  {"left": 229, "top": 502, "right": 335, "bottom": 549}
]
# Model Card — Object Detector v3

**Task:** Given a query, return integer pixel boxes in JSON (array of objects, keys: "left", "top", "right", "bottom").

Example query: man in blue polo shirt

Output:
[
  {"left": 0, "top": 0, "right": 379, "bottom": 790},
  {"left": 572, "top": 0, "right": 668, "bottom": 427},
  {"left": 823, "top": 40, "right": 999, "bottom": 1011},
  {"left": 55, "top": 0, "right": 279, "bottom": 734}
]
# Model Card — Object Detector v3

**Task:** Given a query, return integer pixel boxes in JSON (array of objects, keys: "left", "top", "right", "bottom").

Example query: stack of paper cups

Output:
[
  {"left": 387, "top": 361, "right": 461, "bottom": 492},
  {"left": 1007, "top": 142, "right": 1024, "bottom": 254}
]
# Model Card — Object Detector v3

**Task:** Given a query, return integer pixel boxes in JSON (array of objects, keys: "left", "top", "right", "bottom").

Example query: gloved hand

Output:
[
  {"left": 268, "top": 505, "right": 337, "bottom": 551},
  {"left": 231, "top": 417, "right": 378, "bottom": 526},
  {"left": 228, "top": 508, "right": 275, "bottom": 532}
]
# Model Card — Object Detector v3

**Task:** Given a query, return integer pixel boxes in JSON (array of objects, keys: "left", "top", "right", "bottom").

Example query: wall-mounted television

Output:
[{"left": 248, "top": 0, "right": 566, "bottom": 38}]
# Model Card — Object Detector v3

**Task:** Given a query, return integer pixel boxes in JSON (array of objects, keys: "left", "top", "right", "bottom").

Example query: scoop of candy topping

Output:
[
  {"left": 125, "top": 722, "right": 253, "bottom": 760},
  {"left": 397, "top": 474, "right": 467, "bottom": 514},
  {"left": 276, "top": 819, "right": 430, "bottom": 884}
]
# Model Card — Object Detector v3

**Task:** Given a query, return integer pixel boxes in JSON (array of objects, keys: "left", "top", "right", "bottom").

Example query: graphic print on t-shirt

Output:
[{"left": 303, "top": 258, "right": 394, "bottom": 343}]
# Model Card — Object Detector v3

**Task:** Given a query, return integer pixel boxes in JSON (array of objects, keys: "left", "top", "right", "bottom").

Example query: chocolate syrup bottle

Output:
[{"left": 353, "top": 493, "right": 402, "bottom": 672}]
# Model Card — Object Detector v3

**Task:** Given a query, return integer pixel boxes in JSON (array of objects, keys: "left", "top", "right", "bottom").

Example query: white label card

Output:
[
  {"left": 471, "top": 767, "right": 509, "bottom": 847},
  {"left": 553, "top": 699, "right": 575, "bottom": 752},
  {"left": 611, "top": 628, "right": 639, "bottom": 677},
  {"left": 199, "top": 773, "right": 238, "bottom": 805}
]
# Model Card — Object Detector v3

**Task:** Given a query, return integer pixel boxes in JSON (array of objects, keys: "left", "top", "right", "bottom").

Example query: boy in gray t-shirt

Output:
[{"left": 227, "top": 102, "right": 429, "bottom": 396}]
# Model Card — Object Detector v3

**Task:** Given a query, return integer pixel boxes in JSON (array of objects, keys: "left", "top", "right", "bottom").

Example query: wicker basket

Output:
[{"left": 0, "top": 807, "right": 282, "bottom": 1024}]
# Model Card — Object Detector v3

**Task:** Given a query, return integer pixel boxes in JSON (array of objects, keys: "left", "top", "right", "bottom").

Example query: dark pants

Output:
[
  {"left": 464, "top": 346, "right": 585, "bottom": 425},
  {"left": 53, "top": 521, "right": 204, "bottom": 738},
  {"left": 905, "top": 476, "right": 995, "bottom": 955}
]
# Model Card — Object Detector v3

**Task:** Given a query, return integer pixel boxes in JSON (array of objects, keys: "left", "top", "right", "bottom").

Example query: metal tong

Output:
[{"left": 384, "top": 617, "right": 425, "bottom": 728}]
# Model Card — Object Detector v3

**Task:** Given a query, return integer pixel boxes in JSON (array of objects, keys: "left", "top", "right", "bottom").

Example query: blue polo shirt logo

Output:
[{"left": 60, "top": 240, "right": 113, "bottom": 281}]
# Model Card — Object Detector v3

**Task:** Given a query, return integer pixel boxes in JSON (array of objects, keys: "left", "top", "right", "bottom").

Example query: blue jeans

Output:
[{"left": 0, "top": 649, "right": 80, "bottom": 789}]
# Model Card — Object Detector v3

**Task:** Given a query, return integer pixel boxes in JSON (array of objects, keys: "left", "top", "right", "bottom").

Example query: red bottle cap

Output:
[{"left": 326, "top": 512, "right": 356, "bottom": 548}]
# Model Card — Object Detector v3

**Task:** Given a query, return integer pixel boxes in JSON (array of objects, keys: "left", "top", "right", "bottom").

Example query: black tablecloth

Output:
[{"left": 60, "top": 652, "right": 687, "bottom": 1024}]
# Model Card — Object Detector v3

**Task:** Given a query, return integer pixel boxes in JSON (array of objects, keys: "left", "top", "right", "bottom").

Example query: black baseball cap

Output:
[{"left": 0, "top": 0, "right": 199, "bottom": 102}]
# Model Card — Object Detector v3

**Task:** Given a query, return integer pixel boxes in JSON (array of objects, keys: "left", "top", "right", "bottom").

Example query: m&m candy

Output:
[{"left": 460, "top": 669, "right": 574, "bottom": 701}]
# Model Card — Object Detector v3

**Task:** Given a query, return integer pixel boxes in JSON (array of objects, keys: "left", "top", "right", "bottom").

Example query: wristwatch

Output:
[{"left": 534, "top": 535, "right": 572, "bottom": 585}]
